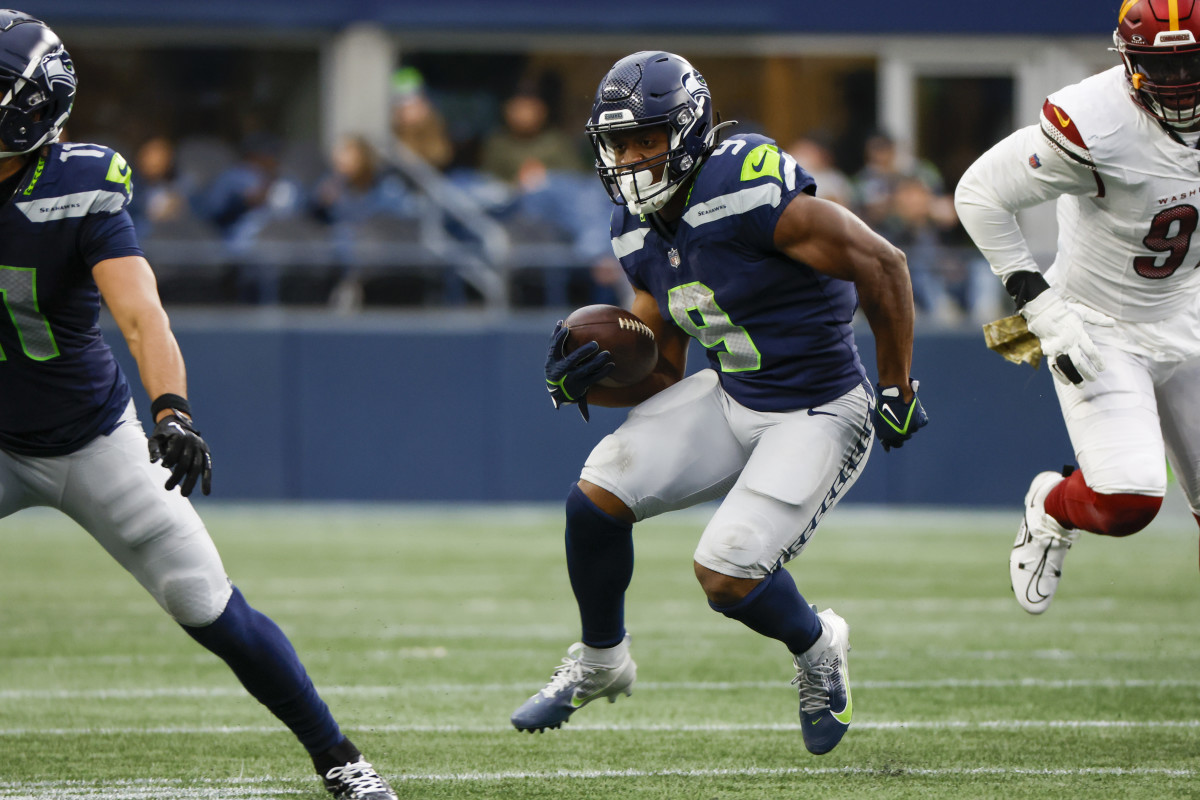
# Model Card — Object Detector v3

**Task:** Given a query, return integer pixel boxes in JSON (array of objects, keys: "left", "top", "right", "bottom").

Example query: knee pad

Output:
[
  {"left": 161, "top": 571, "right": 233, "bottom": 626},
  {"left": 1090, "top": 493, "right": 1162, "bottom": 537}
]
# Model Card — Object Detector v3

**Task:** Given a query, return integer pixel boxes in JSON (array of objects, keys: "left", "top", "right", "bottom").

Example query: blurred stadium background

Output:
[
  {"left": 25, "top": 0, "right": 1123, "bottom": 506},
  {"left": 8, "top": 4, "right": 1200, "bottom": 799},
  {"left": 0, "top": 0, "right": 1164, "bottom": 505}
]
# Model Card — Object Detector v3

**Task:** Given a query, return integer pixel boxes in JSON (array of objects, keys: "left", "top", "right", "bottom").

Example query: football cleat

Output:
[
  {"left": 511, "top": 636, "right": 636, "bottom": 732},
  {"left": 792, "top": 608, "right": 853, "bottom": 756},
  {"left": 1010, "top": 470, "right": 1079, "bottom": 614},
  {"left": 322, "top": 759, "right": 398, "bottom": 800}
]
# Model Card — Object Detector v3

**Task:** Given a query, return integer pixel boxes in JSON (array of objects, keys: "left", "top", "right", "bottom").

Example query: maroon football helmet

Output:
[{"left": 1115, "top": 0, "right": 1200, "bottom": 129}]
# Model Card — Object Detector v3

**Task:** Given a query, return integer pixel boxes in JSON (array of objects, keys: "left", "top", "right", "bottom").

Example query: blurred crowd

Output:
[{"left": 115, "top": 66, "right": 1001, "bottom": 322}]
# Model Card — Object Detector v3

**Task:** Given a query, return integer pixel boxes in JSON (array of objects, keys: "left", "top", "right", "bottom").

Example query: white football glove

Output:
[{"left": 1019, "top": 289, "right": 1114, "bottom": 385}]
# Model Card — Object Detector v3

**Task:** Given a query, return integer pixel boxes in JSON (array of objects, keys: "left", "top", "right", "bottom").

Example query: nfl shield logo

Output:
[{"left": 668, "top": 247, "right": 681, "bottom": 268}]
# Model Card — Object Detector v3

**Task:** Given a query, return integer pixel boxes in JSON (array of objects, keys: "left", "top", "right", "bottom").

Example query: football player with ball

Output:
[{"left": 517, "top": 51, "right": 928, "bottom": 755}]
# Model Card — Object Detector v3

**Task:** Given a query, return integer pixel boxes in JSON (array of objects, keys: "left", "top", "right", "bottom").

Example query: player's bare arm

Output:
[
  {"left": 587, "top": 287, "right": 689, "bottom": 408},
  {"left": 774, "top": 193, "right": 915, "bottom": 398},
  {"left": 93, "top": 255, "right": 189, "bottom": 421}
]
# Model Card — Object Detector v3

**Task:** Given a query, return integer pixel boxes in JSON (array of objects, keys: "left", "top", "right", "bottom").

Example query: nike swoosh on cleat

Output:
[
  {"left": 832, "top": 694, "right": 852, "bottom": 725},
  {"left": 832, "top": 662, "right": 852, "bottom": 725}
]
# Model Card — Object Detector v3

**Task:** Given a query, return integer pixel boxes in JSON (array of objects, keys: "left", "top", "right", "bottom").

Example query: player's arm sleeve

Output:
[
  {"left": 80, "top": 209, "right": 143, "bottom": 268},
  {"left": 953, "top": 120, "right": 1098, "bottom": 284},
  {"left": 79, "top": 150, "right": 143, "bottom": 267}
]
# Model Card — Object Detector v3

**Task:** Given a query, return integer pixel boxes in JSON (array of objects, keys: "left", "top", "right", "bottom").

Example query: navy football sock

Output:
[
  {"left": 709, "top": 567, "right": 822, "bottom": 654},
  {"left": 565, "top": 484, "right": 634, "bottom": 649},
  {"left": 183, "top": 587, "right": 342, "bottom": 755}
]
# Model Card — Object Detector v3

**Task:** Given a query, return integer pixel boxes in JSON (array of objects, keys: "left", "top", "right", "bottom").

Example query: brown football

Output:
[{"left": 563, "top": 304, "right": 658, "bottom": 387}]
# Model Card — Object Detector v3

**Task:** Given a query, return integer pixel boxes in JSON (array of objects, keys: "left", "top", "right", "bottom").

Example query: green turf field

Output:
[{"left": 2, "top": 501, "right": 1198, "bottom": 800}]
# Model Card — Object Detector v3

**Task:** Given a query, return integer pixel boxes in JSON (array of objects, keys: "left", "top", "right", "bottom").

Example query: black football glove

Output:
[
  {"left": 148, "top": 413, "right": 213, "bottom": 497},
  {"left": 872, "top": 379, "right": 929, "bottom": 452},
  {"left": 545, "top": 321, "right": 615, "bottom": 422}
]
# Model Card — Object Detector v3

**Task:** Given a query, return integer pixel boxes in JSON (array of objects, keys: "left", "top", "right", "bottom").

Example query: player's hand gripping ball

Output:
[
  {"left": 563, "top": 304, "right": 658, "bottom": 387},
  {"left": 545, "top": 305, "right": 658, "bottom": 422}
]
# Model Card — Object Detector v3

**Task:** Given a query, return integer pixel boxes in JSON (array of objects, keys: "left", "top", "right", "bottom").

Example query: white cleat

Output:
[
  {"left": 1010, "top": 471, "right": 1079, "bottom": 614},
  {"left": 511, "top": 635, "right": 636, "bottom": 732},
  {"left": 792, "top": 607, "right": 853, "bottom": 755}
]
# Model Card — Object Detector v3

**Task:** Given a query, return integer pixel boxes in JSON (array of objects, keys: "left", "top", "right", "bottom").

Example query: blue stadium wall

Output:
[{"left": 108, "top": 317, "right": 1071, "bottom": 507}]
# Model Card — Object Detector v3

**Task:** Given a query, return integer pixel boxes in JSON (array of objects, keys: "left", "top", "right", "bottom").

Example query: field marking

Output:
[
  {"left": 4, "top": 677, "right": 1200, "bottom": 702},
  {"left": 0, "top": 764, "right": 1195, "bottom": 798},
  {"left": 2, "top": 720, "right": 1199, "bottom": 737},
  {"left": 0, "top": 648, "right": 1173, "bottom": 669}
]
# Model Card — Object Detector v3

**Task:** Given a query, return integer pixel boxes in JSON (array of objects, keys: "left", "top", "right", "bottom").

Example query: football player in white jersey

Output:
[{"left": 955, "top": 0, "right": 1200, "bottom": 614}]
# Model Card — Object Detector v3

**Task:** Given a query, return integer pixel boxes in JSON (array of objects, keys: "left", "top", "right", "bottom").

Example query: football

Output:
[{"left": 563, "top": 304, "right": 658, "bottom": 387}]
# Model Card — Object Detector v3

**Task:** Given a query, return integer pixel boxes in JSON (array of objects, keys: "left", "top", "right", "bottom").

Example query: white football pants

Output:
[
  {"left": 0, "top": 401, "right": 232, "bottom": 625},
  {"left": 1056, "top": 339, "right": 1200, "bottom": 515},
  {"left": 581, "top": 369, "right": 874, "bottom": 579}
]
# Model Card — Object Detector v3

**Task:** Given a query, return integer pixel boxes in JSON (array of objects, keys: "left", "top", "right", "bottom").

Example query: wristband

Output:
[
  {"left": 1003, "top": 270, "right": 1050, "bottom": 310},
  {"left": 151, "top": 393, "right": 191, "bottom": 419}
]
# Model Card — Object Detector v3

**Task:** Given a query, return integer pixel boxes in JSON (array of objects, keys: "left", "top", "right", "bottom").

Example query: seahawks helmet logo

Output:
[
  {"left": 682, "top": 72, "right": 710, "bottom": 103},
  {"left": 42, "top": 49, "right": 76, "bottom": 94}
]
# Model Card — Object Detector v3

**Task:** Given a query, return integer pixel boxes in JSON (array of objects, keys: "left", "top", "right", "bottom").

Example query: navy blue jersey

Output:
[
  {"left": 0, "top": 142, "right": 142, "bottom": 455},
  {"left": 611, "top": 133, "right": 866, "bottom": 412}
]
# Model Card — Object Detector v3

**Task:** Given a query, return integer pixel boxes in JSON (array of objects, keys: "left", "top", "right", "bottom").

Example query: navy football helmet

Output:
[
  {"left": 586, "top": 51, "right": 728, "bottom": 216},
  {"left": 0, "top": 10, "right": 75, "bottom": 157}
]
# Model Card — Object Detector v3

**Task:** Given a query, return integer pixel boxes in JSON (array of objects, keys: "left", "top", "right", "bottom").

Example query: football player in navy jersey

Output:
[
  {"left": 514, "top": 51, "right": 928, "bottom": 755},
  {"left": 0, "top": 12, "right": 395, "bottom": 799}
]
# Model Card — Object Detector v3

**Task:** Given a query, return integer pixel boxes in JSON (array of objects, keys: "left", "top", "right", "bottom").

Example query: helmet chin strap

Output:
[{"left": 620, "top": 169, "right": 673, "bottom": 216}]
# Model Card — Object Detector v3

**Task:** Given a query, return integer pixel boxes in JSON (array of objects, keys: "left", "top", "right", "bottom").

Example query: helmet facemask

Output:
[
  {"left": 586, "top": 52, "right": 716, "bottom": 217},
  {"left": 1121, "top": 43, "right": 1200, "bottom": 129},
  {"left": 593, "top": 111, "right": 701, "bottom": 216}
]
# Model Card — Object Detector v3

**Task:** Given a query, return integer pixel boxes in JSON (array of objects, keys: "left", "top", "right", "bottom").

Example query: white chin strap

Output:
[{"left": 618, "top": 168, "right": 676, "bottom": 216}]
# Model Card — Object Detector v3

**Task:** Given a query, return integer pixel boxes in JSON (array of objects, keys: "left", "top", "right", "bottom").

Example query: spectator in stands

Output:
[
  {"left": 874, "top": 176, "right": 953, "bottom": 321},
  {"left": 127, "top": 136, "right": 192, "bottom": 237},
  {"left": 874, "top": 174, "right": 1000, "bottom": 324},
  {"left": 389, "top": 67, "right": 454, "bottom": 171},
  {"left": 198, "top": 131, "right": 304, "bottom": 247},
  {"left": 480, "top": 87, "right": 587, "bottom": 184},
  {"left": 197, "top": 132, "right": 307, "bottom": 304},
  {"left": 852, "top": 132, "right": 981, "bottom": 323},
  {"left": 851, "top": 131, "right": 946, "bottom": 228},
  {"left": 786, "top": 133, "right": 853, "bottom": 208},
  {"left": 310, "top": 134, "right": 415, "bottom": 225},
  {"left": 477, "top": 82, "right": 628, "bottom": 307}
]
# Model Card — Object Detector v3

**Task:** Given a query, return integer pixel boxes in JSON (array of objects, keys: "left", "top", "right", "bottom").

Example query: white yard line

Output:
[
  {"left": 3, "top": 677, "right": 1199, "bottom": 701},
  {"left": 0, "top": 764, "right": 1195, "bottom": 799},
  {"left": 0, "top": 647, "right": 1171, "bottom": 668},
  {"left": 1, "top": 719, "right": 1198, "bottom": 736}
]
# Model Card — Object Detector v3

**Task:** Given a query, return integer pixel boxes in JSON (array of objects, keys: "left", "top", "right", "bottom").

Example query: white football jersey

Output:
[{"left": 956, "top": 65, "right": 1200, "bottom": 323}]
